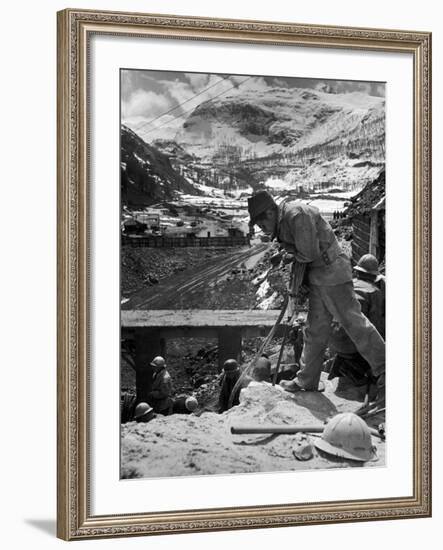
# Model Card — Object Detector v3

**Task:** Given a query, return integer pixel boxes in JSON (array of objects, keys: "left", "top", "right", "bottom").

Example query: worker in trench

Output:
[
  {"left": 145, "top": 356, "right": 201, "bottom": 416},
  {"left": 146, "top": 356, "right": 174, "bottom": 415},
  {"left": 327, "top": 253, "right": 385, "bottom": 392},
  {"left": 120, "top": 398, "right": 157, "bottom": 423},
  {"left": 247, "top": 190, "right": 385, "bottom": 405},
  {"left": 122, "top": 356, "right": 199, "bottom": 421},
  {"left": 218, "top": 359, "right": 253, "bottom": 413}
]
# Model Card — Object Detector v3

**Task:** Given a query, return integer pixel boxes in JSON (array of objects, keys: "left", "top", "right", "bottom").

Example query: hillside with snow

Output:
[
  {"left": 122, "top": 86, "right": 385, "bottom": 205},
  {"left": 173, "top": 87, "right": 384, "bottom": 162},
  {"left": 121, "top": 125, "right": 201, "bottom": 207}
]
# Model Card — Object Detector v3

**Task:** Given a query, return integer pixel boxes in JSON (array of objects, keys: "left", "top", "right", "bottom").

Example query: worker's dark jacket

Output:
[
  {"left": 276, "top": 201, "right": 352, "bottom": 286},
  {"left": 120, "top": 393, "right": 137, "bottom": 423},
  {"left": 148, "top": 367, "right": 173, "bottom": 414},
  {"left": 329, "top": 277, "right": 385, "bottom": 356},
  {"left": 218, "top": 371, "right": 252, "bottom": 413}
]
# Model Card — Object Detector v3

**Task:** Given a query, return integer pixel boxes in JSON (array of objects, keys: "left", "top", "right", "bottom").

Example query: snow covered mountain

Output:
[
  {"left": 173, "top": 87, "right": 385, "bottom": 162},
  {"left": 124, "top": 86, "right": 385, "bottom": 201}
]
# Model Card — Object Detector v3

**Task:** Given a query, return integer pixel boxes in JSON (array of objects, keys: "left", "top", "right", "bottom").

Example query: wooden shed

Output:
[{"left": 345, "top": 171, "right": 386, "bottom": 264}]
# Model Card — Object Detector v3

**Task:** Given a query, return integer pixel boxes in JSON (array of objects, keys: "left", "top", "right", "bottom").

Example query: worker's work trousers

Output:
[{"left": 296, "top": 282, "right": 385, "bottom": 390}]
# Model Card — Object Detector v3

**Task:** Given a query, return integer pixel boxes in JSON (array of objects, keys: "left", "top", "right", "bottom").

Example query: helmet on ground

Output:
[
  {"left": 314, "top": 412, "right": 377, "bottom": 462},
  {"left": 134, "top": 402, "right": 154, "bottom": 421},
  {"left": 248, "top": 191, "right": 276, "bottom": 225},
  {"left": 150, "top": 356, "right": 166, "bottom": 368},
  {"left": 223, "top": 359, "right": 239, "bottom": 372},
  {"left": 354, "top": 254, "right": 379, "bottom": 276},
  {"left": 185, "top": 396, "right": 198, "bottom": 412}
]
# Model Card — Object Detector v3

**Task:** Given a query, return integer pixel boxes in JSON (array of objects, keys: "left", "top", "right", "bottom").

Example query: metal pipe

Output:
[
  {"left": 231, "top": 424, "right": 323, "bottom": 435},
  {"left": 230, "top": 423, "right": 385, "bottom": 440}
]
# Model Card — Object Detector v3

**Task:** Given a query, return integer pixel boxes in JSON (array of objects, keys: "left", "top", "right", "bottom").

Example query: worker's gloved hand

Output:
[{"left": 282, "top": 252, "right": 295, "bottom": 265}]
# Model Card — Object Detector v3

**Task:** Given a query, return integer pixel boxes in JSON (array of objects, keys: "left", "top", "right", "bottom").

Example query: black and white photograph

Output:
[{"left": 119, "top": 68, "right": 386, "bottom": 479}]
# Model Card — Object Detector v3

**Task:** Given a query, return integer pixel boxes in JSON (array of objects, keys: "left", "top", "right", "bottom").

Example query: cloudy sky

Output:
[{"left": 121, "top": 69, "right": 385, "bottom": 141}]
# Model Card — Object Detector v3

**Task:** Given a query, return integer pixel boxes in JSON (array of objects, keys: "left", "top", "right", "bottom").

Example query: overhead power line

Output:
[
  {"left": 133, "top": 75, "right": 231, "bottom": 134},
  {"left": 137, "top": 76, "right": 253, "bottom": 138}
]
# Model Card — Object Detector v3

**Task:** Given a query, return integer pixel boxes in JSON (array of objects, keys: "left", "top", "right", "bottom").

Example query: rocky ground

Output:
[
  {"left": 121, "top": 377, "right": 385, "bottom": 479},
  {"left": 121, "top": 247, "right": 233, "bottom": 298}
]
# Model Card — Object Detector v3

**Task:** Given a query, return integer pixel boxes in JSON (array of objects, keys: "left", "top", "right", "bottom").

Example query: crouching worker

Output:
[
  {"left": 134, "top": 402, "right": 156, "bottom": 423},
  {"left": 328, "top": 254, "right": 385, "bottom": 392},
  {"left": 247, "top": 190, "right": 385, "bottom": 404},
  {"left": 218, "top": 359, "right": 252, "bottom": 413},
  {"left": 251, "top": 355, "right": 296, "bottom": 386},
  {"left": 147, "top": 356, "right": 173, "bottom": 416},
  {"left": 121, "top": 397, "right": 156, "bottom": 423},
  {"left": 172, "top": 395, "right": 199, "bottom": 414},
  {"left": 252, "top": 356, "right": 272, "bottom": 383}
]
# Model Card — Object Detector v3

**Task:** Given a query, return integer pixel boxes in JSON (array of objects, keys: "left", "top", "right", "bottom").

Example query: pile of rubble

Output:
[{"left": 121, "top": 377, "right": 385, "bottom": 479}]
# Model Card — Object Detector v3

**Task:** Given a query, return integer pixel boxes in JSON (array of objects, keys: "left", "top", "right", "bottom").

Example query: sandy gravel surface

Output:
[{"left": 121, "top": 375, "right": 385, "bottom": 479}]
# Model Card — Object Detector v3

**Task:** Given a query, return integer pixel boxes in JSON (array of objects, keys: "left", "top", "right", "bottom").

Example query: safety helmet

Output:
[
  {"left": 247, "top": 191, "right": 276, "bottom": 225},
  {"left": 314, "top": 412, "right": 377, "bottom": 462},
  {"left": 150, "top": 356, "right": 166, "bottom": 368},
  {"left": 223, "top": 359, "right": 239, "bottom": 372},
  {"left": 354, "top": 254, "right": 379, "bottom": 276},
  {"left": 185, "top": 396, "right": 198, "bottom": 412},
  {"left": 134, "top": 402, "right": 154, "bottom": 420},
  {"left": 254, "top": 357, "right": 272, "bottom": 381}
]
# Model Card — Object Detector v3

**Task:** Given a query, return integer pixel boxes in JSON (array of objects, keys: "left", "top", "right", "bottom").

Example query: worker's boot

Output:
[{"left": 280, "top": 379, "right": 325, "bottom": 393}]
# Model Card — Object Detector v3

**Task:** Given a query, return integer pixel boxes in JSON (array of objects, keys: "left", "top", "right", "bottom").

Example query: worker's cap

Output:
[
  {"left": 223, "top": 359, "right": 239, "bottom": 372},
  {"left": 247, "top": 191, "right": 276, "bottom": 225},
  {"left": 185, "top": 396, "right": 198, "bottom": 412},
  {"left": 354, "top": 254, "right": 379, "bottom": 276},
  {"left": 134, "top": 402, "right": 154, "bottom": 420}
]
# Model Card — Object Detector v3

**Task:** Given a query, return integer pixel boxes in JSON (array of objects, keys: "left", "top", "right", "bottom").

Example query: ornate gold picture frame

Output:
[{"left": 57, "top": 8, "right": 431, "bottom": 540}]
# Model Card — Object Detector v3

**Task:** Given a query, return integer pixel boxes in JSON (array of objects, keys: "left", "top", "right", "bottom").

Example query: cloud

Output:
[
  {"left": 228, "top": 75, "right": 269, "bottom": 92},
  {"left": 273, "top": 78, "right": 290, "bottom": 88},
  {"left": 185, "top": 73, "right": 210, "bottom": 90},
  {"left": 312, "top": 79, "right": 384, "bottom": 97},
  {"left": 121, "top": 89, "right": 171, "bottom": 119},
  {"left": 373, "top": 83, "right": 386, "bottom": 97},
  {"left": 120, "top": 70, "right": 134, "bottom": 99},
  {"left": 157, "top": 75, "right": 233, "bottom": 118},
  {"left": 315, "top": 82, "right": 335, "bottom": 93}
]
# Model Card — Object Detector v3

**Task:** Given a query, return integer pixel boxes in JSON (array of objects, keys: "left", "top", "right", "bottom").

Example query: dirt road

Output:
[{"left": 122, "top": 243, "right": 268, "bottom": 310}]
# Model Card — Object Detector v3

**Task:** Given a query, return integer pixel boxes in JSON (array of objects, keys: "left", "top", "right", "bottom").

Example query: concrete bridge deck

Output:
[
  {"left": 121, "top": 309, "right": 286, "bottom": 403},
  {"left": 122, "top": 309, "right": 283, "bottom": 330}
]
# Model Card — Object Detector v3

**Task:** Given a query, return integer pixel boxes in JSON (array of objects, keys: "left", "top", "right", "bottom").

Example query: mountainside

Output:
[
  {"left": 121, "top": 125, "right": 200, "bottom": 207},
  {"left": 123, "top": 87, "right": 385, "bottom": 203},
  {"left": 173, "top": 87, "right": 385, "bottom": 162}
]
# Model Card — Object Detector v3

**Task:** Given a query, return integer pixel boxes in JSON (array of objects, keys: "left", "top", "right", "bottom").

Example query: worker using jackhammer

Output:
[{"left": 247, "top": 191, "right": 385, "bottom": 405}]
